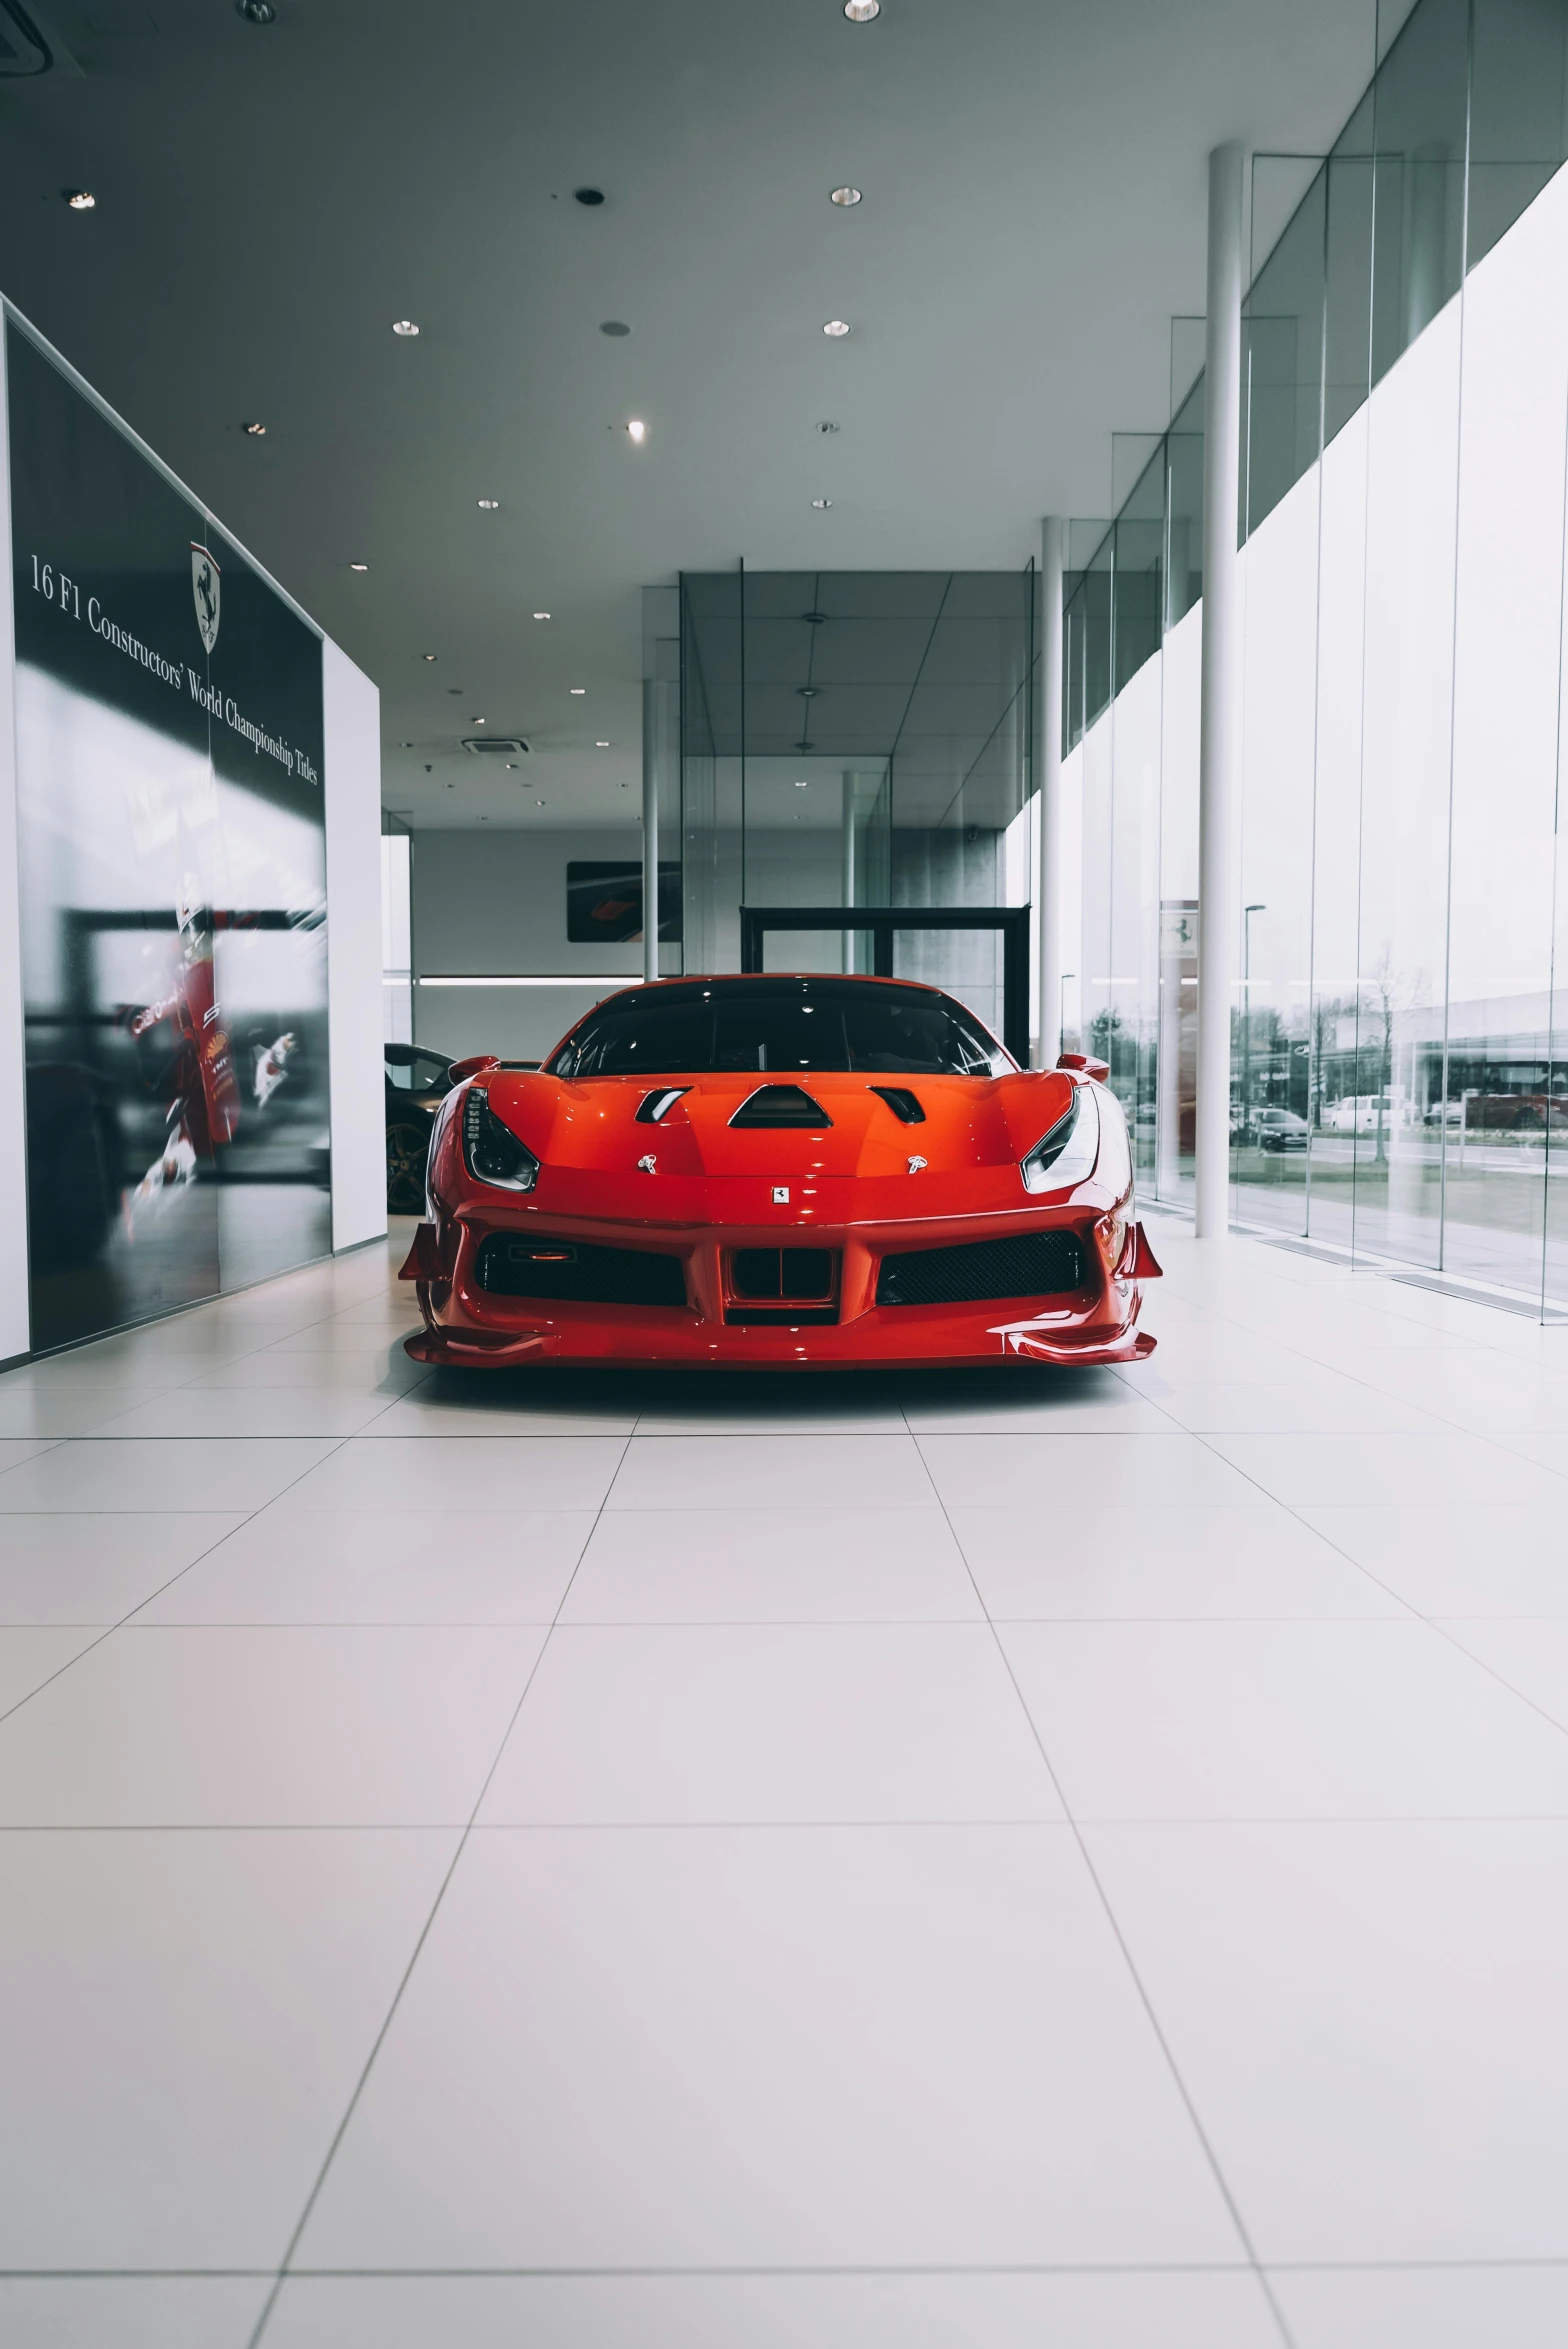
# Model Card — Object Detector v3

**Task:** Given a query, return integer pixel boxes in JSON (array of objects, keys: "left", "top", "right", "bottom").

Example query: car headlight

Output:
[
  {"left": 462, "top": 1087, "right": 540, "bottom": 1192},
  {"left": 1021, "top": 1085, "right": 1100, "bottom": 1193}
]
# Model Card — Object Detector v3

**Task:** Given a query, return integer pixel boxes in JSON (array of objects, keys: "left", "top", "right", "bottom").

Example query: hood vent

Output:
[
  {"left": 870, "top": 1086, "right": 925, "bottom": 1124},
  {"left": 728, "top": 1084, "right": 832, "bottom": 1129},
  {"left": 635, "top": 1086, "right": 691, "bottom": 1124}
]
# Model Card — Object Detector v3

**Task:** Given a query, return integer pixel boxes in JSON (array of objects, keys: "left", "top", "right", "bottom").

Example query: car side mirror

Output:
[
  {"left": 1057, "top": 1051, "right": 1111, "bottom": 1083},
  {"left": 447, "top": 1054, "right": 501, "bottom": 1081}
]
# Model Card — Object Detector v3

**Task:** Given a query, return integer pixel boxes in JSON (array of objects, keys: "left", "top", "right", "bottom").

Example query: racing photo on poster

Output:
[{"left": 7, "top": 320, "right": 330, "bottom": 1350}]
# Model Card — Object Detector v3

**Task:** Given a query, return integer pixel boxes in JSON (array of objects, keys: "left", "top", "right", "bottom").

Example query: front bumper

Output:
[{"left": 400, "top": 1208, "right": 1157, "bottom": 1371}]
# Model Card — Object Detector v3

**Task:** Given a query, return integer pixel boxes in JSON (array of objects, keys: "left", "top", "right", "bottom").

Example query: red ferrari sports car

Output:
[{"left": 400, "top": 972, "right": 1160, "bottom": 1369}]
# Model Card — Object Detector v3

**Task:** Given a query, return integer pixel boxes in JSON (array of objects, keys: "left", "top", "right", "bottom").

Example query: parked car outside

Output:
[
  {"left": 1323, "top": 1093, "right": 1394, "bottom": 1135},
  {"left": 385, "top": 1044, "right": 455, "bottom": 1213},
  {"left": 1254, "top": 1107, "right": 1310, "bottom": 1152}
]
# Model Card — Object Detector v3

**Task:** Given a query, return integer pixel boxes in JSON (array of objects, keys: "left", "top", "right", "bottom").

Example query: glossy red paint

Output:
[{"left": 401, "top": 975, "right": 1160, "bottom": 1371}]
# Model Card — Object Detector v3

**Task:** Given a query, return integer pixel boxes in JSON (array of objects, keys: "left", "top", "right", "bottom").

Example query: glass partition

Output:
[
  {"left": 679, "top": 569, "right": 1033, "bottom": 1037},
  {"left": 1071, "top": 0, "right": 1568, "bottom": 1308}
]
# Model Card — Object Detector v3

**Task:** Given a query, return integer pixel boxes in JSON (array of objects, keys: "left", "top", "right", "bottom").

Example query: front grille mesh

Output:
[
  {"left": 876, "top": 1227, "right": 1088, "bottom": 1308},
  {"left": 475, "top": 1233, "right": 687, "bottom": 1307}
]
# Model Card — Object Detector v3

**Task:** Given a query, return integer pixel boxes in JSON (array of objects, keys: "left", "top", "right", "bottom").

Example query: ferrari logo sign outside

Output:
[{"left": 190, "top": 542, "right": 220, "bottom": 654}]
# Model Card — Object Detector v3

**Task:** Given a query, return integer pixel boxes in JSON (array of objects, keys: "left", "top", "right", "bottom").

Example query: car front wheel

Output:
[{"left": 386, "top": 1121, "right": 429, "bottom": 1215}]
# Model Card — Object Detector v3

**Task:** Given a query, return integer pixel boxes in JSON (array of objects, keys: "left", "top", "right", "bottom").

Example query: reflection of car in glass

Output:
[
  {"left": 25, "top": 1062, "right": 124, "bottom": 1270},
  {"left": 385, "top": 1045, "right": 455, "bottom": 1214},
  {"left": 1254, "top": 1108, "right": 1310, "bottom": 1152},
  {"left": 1323, "top": 1093, "right": 1394, "bottom": 1134},
  {"left": 400, "top": 973, "right": 1163, "bottom": 1371}
]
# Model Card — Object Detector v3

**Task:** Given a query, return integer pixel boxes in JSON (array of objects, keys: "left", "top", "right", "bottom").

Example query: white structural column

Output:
[
  {"left": 1035, "top": 515, "right": 1065, "bottom": 1068},
  {"left": 322, "top": 642, "right": 388, "bottom": 1253},
  {"left": 1195, "top": 141, "right": 1246, "bottom": 1237},
  {"left": 642, "top": 677, "right": 660, "bottom": 984}
]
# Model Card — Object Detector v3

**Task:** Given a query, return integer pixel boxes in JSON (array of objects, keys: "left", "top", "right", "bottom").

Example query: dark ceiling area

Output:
[{"left": 0, "top": 0, "right": 1393, "bottom": 827}]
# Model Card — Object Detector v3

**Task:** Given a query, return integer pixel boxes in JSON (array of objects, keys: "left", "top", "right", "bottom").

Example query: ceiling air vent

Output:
[
  {"left": 462, "top": 736, "right": 528, "bottom": 755},
  {"left": 0, "top": 2, "right": 50, "bottom": 72}
]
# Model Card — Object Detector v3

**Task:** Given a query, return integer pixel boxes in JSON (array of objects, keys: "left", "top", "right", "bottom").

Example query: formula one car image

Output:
[{"left": 400, "top": 972, "right": 1161, "bottom": 1370}]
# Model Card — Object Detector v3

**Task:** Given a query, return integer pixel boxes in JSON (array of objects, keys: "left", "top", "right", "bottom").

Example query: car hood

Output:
[{"left": 481, "top": 1067, "right": 1078, "bottom": 1180}]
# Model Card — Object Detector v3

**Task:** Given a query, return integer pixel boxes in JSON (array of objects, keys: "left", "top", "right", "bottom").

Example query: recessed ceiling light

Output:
[
  {"left": 349, "top": 562, "right": 369, "bottom": 572},
  {"left": 817, "top": 421, "right": 839, "bottom": 434},
  {"left": 844, "top": 0, "right": 880, "bottom": 18},
  {"left": 422, "top": 653, "right": 437, "bottom": 661},
  {"left": 812, "top": 498, "right": 834, "bottom": 509},
  {"left": 471, "top": 717, "right": 486, "bottom": 724},
  {"left": 798, "top": 687, "right": 819, "bottom": 698},
  {"left": 533, "top": 611, "right": 551, "bottom": 620},
  {"left": 506, "top": 762, "right": 517, "bottom": 770},
  {"left": 794, "top": 778, "right": 809, "bottom": 789},
  {"left": 63, "top": 190, "right": 95, "bottom": 211},
  {"left": 831, "top": 187, "right": 862, "bottom": 207},
  {"left": 600, "top": 320, "right": 631, "bottom": 337},
  {"left": 535, "top": 798, "right": 546, "bottom": 806},
  {"left": 575, "top": 187, "right": 606, "bottom": 206},
  {"left": 243, "top": 420, "right": 266, "bottom": 436},
  {"left": 477, "top": 497, "right": 500, "bottom": 509},
  {"left": 823, "top": 320, "right": 851, "bottom": 338},
  {"left": 802, "top": 610, "right": 827, "bottom": 624},
  {"left": 237, "top": 0, "right": 276, "bottom": 20},
  {"left": 391, "top": 320, "right": 419, "bottom": 337},
  {"left": 626, "top": 419, "right": 647, "bottom": 443},
  {"left": 570, "top": 687, "right": 586, "bottom": 695},
  {"left": 595, "top": 740, "right": 610, "bottom": 748}
]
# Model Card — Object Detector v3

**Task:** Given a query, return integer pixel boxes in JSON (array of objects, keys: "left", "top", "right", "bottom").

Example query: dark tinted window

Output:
[
  {"left": 385, "top": 1048, "right": 453, "bottom": 1094},
  {"left": 550, "top": 981, "right": 1011, "bottom": 1078}
]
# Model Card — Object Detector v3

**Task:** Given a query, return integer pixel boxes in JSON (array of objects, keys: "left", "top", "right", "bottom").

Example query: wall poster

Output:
[{"left": 8, "top": 319, "right": 331, "bottom": 1351}]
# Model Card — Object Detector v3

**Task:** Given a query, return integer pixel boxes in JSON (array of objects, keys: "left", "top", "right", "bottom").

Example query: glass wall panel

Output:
[
  {"left": 1166, "top": 377, "right": 1205, "bottom": 628},
  {"left": 1156, "top": 606, "right": 1202, "bottom": 1201},
  {"left": 1113, "top": 451, "right": 1164, "bottom": 695},
  {"left": 1349, "top": 298, "right": 1462, "bottom": 1267},
  {"left": 1235, "top": 464, "right": 1322, "bottom": 1235},
  {"left": 1467, "top": 0, "right": 1568, "bottom": 268},
  {"left": 1370, "top": 0, "right": 1469, "bottom": 388},
  {"left": 1444, "top": 160, "right": 1568, "bottom": 1289},
  {"left": 1107, "top": 653, "right": 1162, "bottom": 1180},
  {"left": 1077, "top": 0, "right": 1568, "bottom": 1311},
  {"left": 1304, "top": 409, "right": 1372, "bottom": 1251},
  {"left": 1243, "top": 161, "right": 1327, "bottom": 536},
  {"left": 678, "top": 569, "right": 1033, "bottom": 1033}
]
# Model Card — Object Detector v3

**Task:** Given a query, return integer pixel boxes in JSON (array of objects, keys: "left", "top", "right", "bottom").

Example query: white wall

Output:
[
  {"left": 324, "top": 641, "right": 387, "bottom": 1253},
  {"left": 410, "top": 826, "right": 646, "bottom": 1062},
  {"left": 0, "top": 305, "right": 387, "bottom": 1343}
]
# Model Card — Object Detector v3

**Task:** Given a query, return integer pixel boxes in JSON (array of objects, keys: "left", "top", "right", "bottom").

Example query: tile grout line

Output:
[
  {"left": 901, "top": 1409, "right": 1302, "bottom": 2349},
  {"left": 0, "top": 1432, "right": 376, "bottom": 1732},
  {"left": 243, "top": 1428, "right": 636, "bottom": 2349}
]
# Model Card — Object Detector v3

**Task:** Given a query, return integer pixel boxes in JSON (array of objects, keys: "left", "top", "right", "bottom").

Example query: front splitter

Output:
[{"left": 403, "top": 1308, "right": 1155, "bottom": 1372}]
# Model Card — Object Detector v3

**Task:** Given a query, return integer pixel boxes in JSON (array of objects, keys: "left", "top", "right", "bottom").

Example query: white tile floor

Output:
[{"left": 4, "top": 1215, "right": 1568, "bottom": 2346}]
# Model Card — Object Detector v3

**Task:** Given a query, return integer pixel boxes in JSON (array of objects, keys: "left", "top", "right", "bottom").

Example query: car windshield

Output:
[
  {"left": 548, "top": 979, "right": 1012, "bottom": 1078},
  {"left": 385, "top": 1048, "right": 453, "bottom": 1094}
]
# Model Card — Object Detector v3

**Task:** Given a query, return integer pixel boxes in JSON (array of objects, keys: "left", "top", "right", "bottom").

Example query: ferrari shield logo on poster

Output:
[{"left": 190, "top": 542, "right": 221, "bottom": 653}]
